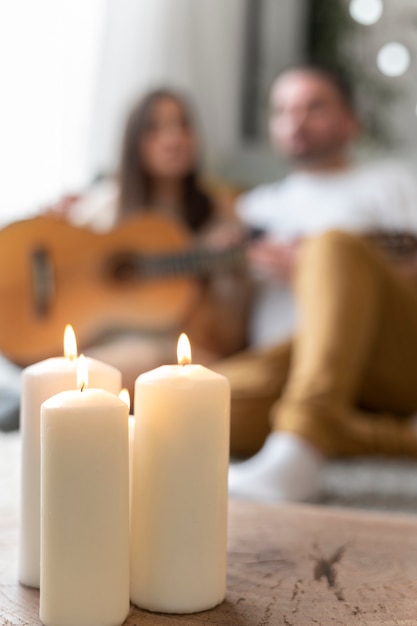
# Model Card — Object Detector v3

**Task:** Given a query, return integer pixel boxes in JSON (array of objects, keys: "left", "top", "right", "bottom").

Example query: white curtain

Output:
[{"left": 0, "top": 0, "right": 106, "bottom": 224}]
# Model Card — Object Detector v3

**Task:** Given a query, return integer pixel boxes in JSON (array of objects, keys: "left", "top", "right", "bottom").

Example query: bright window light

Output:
[
  {"left": 377, "top": 42, "right": 411, "bottom": 77},
  {"left": 349, "top": 0, "right": 383, "bottom": 25}
]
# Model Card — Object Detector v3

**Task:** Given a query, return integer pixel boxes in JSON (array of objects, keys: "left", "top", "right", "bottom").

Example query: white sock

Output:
[{"left": 228, "top": 432, "right": 324, "bottom": 503}]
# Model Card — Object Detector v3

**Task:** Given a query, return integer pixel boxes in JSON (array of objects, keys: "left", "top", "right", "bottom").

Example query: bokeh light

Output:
[
  {"left": 349, "top": 0, "right": 383, "bottom": 26},
  {"left": 377, "top": 42, "right": 410, "bottom": 77}
]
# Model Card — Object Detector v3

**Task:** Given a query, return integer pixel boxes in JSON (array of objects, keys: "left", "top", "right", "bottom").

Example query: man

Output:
[{"left": 220, "top": 65, "right": 417, "bottom": 502}]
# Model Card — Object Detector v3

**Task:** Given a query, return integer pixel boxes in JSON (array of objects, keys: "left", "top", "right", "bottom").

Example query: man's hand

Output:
[
  {"left": 394, "top": 258, "right": 417, "bottom": 284},
  {"left": 248, "top": 238, "right": 300, "bottom": 283},
  {"left": 199, "top": 221, "right": 246, "bottom": 250}
]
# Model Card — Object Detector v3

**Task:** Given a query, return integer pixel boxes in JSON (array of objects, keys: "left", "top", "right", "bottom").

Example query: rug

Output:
[{"left": 2, "top": 433, "right": 417, "bottom": 516}]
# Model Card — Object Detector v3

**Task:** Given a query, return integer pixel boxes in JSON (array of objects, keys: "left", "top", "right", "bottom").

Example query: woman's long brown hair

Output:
[{"left": 117, "top": 89, "right": 213, "bottom": 232}]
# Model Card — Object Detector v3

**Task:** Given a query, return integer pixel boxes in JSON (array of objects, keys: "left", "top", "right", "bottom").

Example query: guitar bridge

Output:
[{"left": 31, "top": 247, "right": 55, "bottom": 317}]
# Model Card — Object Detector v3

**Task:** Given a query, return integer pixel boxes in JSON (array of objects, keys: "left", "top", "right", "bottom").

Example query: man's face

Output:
[{"left": 269, "top": 71, "right": 359, "bottom": 165}]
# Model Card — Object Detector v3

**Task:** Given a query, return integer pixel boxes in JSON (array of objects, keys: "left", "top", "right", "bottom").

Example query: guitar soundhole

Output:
[
  {"left": 31, "top": 247, "right": 54, "bottom": 316},
  {"left": 107, "top": 253, "right": 139, "bottom": 282}
]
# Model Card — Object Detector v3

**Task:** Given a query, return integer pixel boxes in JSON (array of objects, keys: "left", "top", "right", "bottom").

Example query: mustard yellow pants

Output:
[{"left": 216, "top": 230, "right": 417, "bottom": 458}]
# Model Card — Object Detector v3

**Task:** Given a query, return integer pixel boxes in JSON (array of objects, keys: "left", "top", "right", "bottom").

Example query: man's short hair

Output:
[{"left": 277, "top": 64, "right": 356, "bottom": 112}]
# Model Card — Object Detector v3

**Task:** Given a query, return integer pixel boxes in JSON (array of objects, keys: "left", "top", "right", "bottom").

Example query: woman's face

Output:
[{"left": 139, "top": 97, "right": 198, "bottom": 179}]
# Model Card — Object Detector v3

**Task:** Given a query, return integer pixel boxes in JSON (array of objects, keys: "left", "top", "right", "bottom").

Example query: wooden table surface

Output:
[{"left": 2, "top": 497, "right": 417, "bottom": 626}]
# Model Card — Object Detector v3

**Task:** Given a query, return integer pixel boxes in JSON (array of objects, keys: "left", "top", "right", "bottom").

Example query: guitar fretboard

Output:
[{"left": 109, "top": 245, "right": 245, "bottom": 282}]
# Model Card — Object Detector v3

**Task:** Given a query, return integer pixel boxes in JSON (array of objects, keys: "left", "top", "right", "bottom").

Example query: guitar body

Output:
[{"left": 0, "top": 215, "right": 200, "bottom": 365}]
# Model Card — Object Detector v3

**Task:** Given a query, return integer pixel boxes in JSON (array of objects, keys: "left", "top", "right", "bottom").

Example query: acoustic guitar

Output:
[
  {"left": 1, "top": 215, "right": 416, "bottom": 366},
  {"left": 0, "top": 214, "right": 243, "bottom": 366}
]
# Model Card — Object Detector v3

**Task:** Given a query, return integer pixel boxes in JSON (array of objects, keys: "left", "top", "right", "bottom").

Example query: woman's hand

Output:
[{"left": 43, "top": 194, "right": 81, "bottom": 219}]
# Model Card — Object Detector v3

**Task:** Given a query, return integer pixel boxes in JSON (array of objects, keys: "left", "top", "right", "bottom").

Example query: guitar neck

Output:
[{"left": 110, "top": 245, "right": 245, "bottom": 282}]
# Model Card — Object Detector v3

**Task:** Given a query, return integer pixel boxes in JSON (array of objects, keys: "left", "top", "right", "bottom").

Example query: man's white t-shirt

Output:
[{"left": 238, "top": 161, "right": 417, "bottom": 347}]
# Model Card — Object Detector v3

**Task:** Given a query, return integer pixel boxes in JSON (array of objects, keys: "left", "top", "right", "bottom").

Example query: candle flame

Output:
[
  {"left": 77, "top": 354, "right": 88, "bottom": 391},
  {"left": 64, "top": 324, "right": 77, "bottom": 360},
  {"left": 119, "top": 388, "right": 130, "bottom": 412},
  {"left": 177, "top": 333, "right": 192, "bottom": 365}
]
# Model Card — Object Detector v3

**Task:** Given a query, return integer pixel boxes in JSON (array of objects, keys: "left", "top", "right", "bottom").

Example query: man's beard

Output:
[{"left": 286, "top": 144, "right": 343, "bottom": 168}]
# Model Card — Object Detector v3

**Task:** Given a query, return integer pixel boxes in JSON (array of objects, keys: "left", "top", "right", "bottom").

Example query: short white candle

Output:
[
  {"left": 40, "top": 357, "right": 130, "bottom": 626},
  {"left": 19, "top": 326, "right": 122, "bottom": 588},
  {"left": 130, "top": 333, "right": 230, "bottom": 614}
]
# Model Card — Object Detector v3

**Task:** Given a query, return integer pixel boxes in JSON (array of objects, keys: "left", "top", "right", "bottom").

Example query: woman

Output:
[{"left": 58, "top": 89, "right": 252, "bottom": 393}]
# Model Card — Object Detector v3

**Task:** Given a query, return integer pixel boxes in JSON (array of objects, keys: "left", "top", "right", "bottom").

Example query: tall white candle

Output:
[
  {"left": 40, "top": 357, "right": 130, "bottom": 626},
  {"left": 19, "top": 326, "right": 122, "bottom": 588},
  {"left": 130, "top": 334, "right": 230, "bottom": 614}
]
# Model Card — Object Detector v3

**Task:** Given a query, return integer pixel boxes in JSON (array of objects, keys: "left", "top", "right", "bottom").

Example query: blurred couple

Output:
[{"left": 55, "top": 66, "right": 417, "bottom": 502}]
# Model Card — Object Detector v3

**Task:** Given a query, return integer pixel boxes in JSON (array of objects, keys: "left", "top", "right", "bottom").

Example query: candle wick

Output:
[{"left": 80, "top": 383, "right": 85, "bottom": 392}]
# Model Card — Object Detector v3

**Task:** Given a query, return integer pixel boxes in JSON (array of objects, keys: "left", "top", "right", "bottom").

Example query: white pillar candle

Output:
[
  {"left": 19, "top": 326, "right": 122, "bottom": 588},
  {"left": 40, "top": 357, "right": 130, "bottom": 626},
  {"left": 130, "top": 334, "right": 230, "bottom": 614}
]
